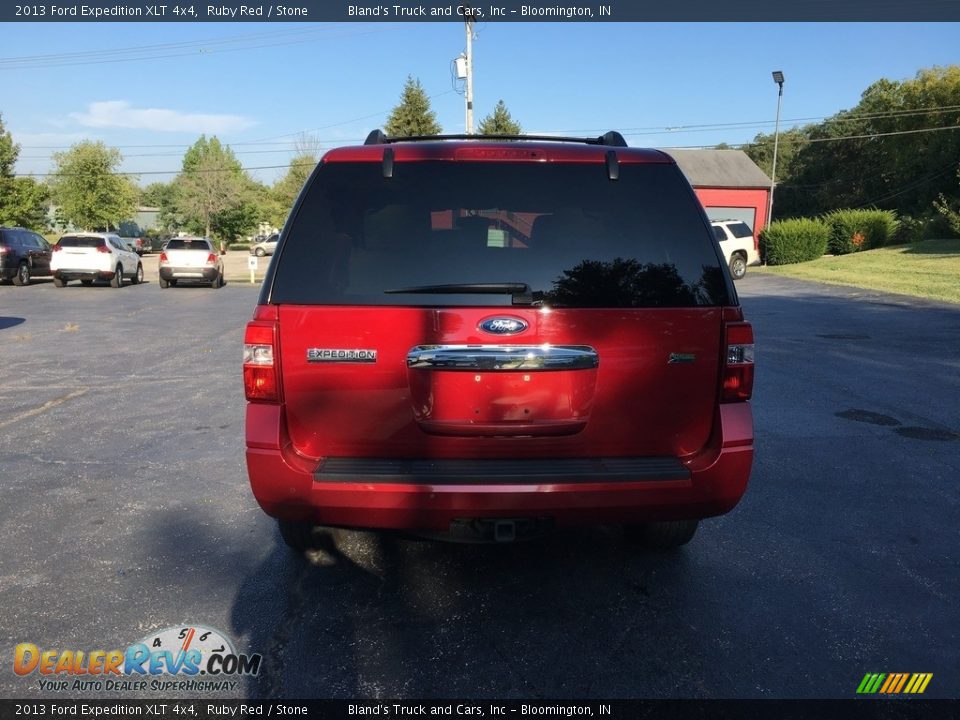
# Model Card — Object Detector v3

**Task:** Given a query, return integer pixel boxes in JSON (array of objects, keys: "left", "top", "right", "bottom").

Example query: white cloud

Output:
[{"left": 70, "top": 101, "right": 256, "bottom": 134}]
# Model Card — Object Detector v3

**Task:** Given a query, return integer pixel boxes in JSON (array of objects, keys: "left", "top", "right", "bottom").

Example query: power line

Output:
[
  {"left": 0, "top": 26, "right": 390, "bottom": 70},
  {"left": 13, "top": 123, "right": 960, "bottom": 178}
]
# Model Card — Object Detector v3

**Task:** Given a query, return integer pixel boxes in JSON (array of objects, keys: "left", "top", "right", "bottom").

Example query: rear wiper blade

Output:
[{"left": 384, "top": 283, "right": 539, "bottom": 305}]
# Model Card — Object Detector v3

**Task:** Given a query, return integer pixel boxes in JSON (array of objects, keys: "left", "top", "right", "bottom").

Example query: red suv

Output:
[{"left": 244, "top": 131, "right": 754, "bottom": 550}]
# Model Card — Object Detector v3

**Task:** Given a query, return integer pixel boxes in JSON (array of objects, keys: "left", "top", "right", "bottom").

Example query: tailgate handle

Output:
[{"left": 407, "top": 345, "right": 598, "bottom": 371}]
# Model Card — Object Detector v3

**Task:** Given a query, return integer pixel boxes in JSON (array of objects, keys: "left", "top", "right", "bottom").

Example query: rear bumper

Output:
[
  {"left": 245, "top": 403, "right": 754, "bottom": 531},
  {"left": 159, "top": 266, "right": 219, "bottom": 281},
  {"left": 53, "top": 268, "right": 115, "bottom": 280}
]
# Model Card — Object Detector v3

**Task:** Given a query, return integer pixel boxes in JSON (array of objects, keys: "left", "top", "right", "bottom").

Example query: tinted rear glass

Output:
[
  {"left": 166, "top": 239, "right": 211, "bottom": 250},
  {"left": 726, "top": 222, "right": 754, "bottom": 239},
  {"left": 59, "top": 236, "right": 105, "bottom": 248},
  {"left": 271, "top": 161, "right": 729, "bottom": 308}
]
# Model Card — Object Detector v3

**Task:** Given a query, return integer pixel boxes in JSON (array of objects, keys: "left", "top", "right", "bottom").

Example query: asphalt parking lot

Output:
[{"left": 0, "top": 273, "right": 957, "bottom": 700}]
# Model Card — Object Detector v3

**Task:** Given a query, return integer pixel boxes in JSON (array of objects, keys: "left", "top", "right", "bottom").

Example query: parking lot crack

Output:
[{"left": 0, "top": 388, "right": 88, "bottom": 430}]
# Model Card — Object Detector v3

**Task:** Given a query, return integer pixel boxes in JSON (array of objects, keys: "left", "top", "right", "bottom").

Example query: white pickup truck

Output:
[{"left": 158, "top": 236, "right": 224, "bottom": 289}]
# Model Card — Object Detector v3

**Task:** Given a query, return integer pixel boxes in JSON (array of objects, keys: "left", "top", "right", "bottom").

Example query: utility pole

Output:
[{"left": 465, "top": 15, "right": 474, "bottom": 134}]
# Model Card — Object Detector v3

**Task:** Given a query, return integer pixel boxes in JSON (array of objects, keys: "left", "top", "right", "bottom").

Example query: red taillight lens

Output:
[
  {"left": 96, "top": 244, "right": 110, "bottom": 253},
  {"left": 244, "top": 312, "right": 281, "bottom": 403},
  {"left": 52, "top": 245, "right": 62, "bottom": 252},
  {"left": 159, "top": 252, "right": 168, "bottom": 263},
  {"left": 722, "top": 321, "right": 754, "bottom": 402},
  {"left": 206, "top": 253, "right": 217, "bottom": 265}
]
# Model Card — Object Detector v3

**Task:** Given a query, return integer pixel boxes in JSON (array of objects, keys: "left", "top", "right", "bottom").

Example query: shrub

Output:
[
  {"left": 228, "top": 243, "right": 251, "bottom": 251},
  {"left": 759, "top": 218, "right": 830, "bottom": 265},
  {"left": 824, "top": 209, "right": 899, "bottom": 254}
]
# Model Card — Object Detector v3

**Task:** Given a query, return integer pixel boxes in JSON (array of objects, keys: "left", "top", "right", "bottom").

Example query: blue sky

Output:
[{"left": 1, "top": 22, "right": 958, "bottom": 185}]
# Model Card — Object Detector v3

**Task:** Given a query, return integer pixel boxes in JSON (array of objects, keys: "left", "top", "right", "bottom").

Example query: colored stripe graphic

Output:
[{"left": 858, "top": 673, "right": 932, "bottom": 694}]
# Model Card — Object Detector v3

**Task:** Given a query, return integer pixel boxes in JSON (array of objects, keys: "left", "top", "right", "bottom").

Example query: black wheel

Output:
[
  {"left": 132, "top": 263, "right": 144, "bottom": 285},
  {"left": 729, "top": 253, "right": 747, "bottom": 280},
  {"left": 210, "top": 272, "right": 222, "bottom": 289},
  {"left": 81, "top": 279, "right": 93, "bottom": 286},
  {"left": 255, "top": 247, "right": 266, "bottom": 257},
  {"left": 169, "top": 279, "right": 178, "bottom": 286},
  {"left": 159, "top": 276, "right": 169, "bottom": 289},
  {"left": 53, "top": 276, "right": 67, "bottom": 288},
  {"left": 277, "top": 519, "right": 330, "bottom": 552},
  {"left": 624, "top": 520, "right": 699, "bottom": 550},
  {"left": 13, "top": 262, "right": 30, "bottom": 286},
  {"left": 110, "top": 265, "right": 123, "bottom": 288}
]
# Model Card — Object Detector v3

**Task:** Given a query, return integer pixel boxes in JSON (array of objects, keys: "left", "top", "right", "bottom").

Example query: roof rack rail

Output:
[{"left": 363, "top": 129, "right": 628, "bottom": 148}]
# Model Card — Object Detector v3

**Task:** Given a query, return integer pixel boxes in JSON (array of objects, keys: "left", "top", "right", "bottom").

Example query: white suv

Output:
[
  {"left": 51, "top": 233, "right": 144, "bottom": 288},
  {"left": 711, "top": 220, "right": 759, "bottom": 280}
]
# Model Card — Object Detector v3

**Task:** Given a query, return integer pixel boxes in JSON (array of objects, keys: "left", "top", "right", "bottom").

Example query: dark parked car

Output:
[
  {"left": 244, "top": 130, "right": 755, "bottom": 550},
  {"left": 0, "top": 227, "right": 53, "bottom": 286}
]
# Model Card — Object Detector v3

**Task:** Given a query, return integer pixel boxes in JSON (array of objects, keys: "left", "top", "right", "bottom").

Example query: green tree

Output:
[
  {"left": 773, "top": 66, "right": 960, "bottom": 219},
  {"left": 269, "top": 153, "right": 317, "bottom": 227},
  {"left": 0, "top": 112, "right": 17, "bottom": 178},
  {"left": 933, "top": 163, "right": 960, "bottom": 235},
  {"left": 1, "top": 177, "right": 50, "bottom": 229},
  {"left": 48, "top": 141, "right": 138, "bottom": 231},
  {"left": 0, "top": 113, "right": 50, "bottom": 230},
  {"left": 385, "top": 76, "right": 442, "bottom": 137},
  {"left": 140, "top": 181, "right": 182, "bottom": 234},
  {"left": 174, "top": 136, "right": 257, "bottom": 243},
  {"left": 478, "top": 100, "right": 522, "bottom": 135}
]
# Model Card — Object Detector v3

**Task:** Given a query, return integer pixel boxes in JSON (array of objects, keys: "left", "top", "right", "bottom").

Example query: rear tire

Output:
[
  {"left": 729, "top": 253, "right": 747, "bottom": 280},
  {"left": 132, "top": 263, "right": 143, "bottom": 285},
  {"left": 53, "top": 276, "right": 67, "bottom": 288},
  {"left": 159, "top": 276, "right": 169, "bottom": 289},
  {"left": 625, "top": 519, "right": 699, "bottom": 549},
  {"left": 110, "top": 265, "right": 123, "bottom": 288},
  {"left": 81, "top": 279, "right": 93, "bottom": 286},
  {"left": 277, "top": 519, "right": 333, "bottom": 552},
  {"left": 255, "top": 247, "right": 266, "bottom": 257},
  {"left": 13, "top": 262, "right": 30, "bottom": 286},
  {"left": 210, "top": 272, "right": 222, "bottom": 289}
]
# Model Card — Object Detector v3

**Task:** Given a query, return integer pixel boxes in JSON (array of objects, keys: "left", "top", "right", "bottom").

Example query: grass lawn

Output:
[{"left": 754, "top": 238, "right": 960, "bottom": 305}]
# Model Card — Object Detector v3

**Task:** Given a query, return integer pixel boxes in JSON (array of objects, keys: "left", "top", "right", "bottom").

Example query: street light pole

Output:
[
  {"left": 465, "top": 16, "right": 474, "bottom": 134},
  {"left": 768, "top": 70, "right": 785, "bottom": 226}
]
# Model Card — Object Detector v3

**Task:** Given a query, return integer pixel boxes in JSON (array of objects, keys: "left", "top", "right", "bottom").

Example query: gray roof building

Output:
[{"left": 658, "top": 149, "right": 771, "bottom": 189}]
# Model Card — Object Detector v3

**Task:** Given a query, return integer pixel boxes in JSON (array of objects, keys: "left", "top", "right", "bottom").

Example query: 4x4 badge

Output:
[{"left": 479, "top": 317, "right": 528, "bottom": 335}]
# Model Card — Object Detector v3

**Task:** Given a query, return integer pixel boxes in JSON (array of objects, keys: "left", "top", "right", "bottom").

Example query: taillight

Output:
[
  {"left": 206, "top": 253, "right": 217, "bottom": 265},
  {"left": 96, "top": 244, "right": 110, "bottom": 253},
  {"left": 159, "top": 252, "right": 168, "bottom": 263},
  {"left": 52, "top": 245, "right": 62, "bottom": 252},
  {"left": 244, "top": 307, "right": 281, "bottom": 403},
  {"left": 0, "top": 246, "right": 7, "bottom": 254},
  {"left": 722, "top": 320, "right": 754, "bottom": 402}
]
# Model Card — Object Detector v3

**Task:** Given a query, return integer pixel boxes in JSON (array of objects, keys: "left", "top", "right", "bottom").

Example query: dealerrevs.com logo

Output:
[{"left": 14, "top": 625, "right": 262, "bottom": 693}]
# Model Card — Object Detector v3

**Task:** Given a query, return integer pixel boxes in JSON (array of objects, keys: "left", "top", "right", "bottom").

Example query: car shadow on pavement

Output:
[
  {"left": 220, "top": 520, "right": 716, "bottom": 699},
  {"left": 0, "top": 316, "right": 26, "bottom": 330}
]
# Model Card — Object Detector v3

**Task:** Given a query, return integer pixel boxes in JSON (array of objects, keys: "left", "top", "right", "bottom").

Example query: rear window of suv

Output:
[
  {"left": 58, "top": 236, "right": 105, "bottom": 248},
  {"left": 270, "top": 161, "right": 729, "bottom": 308},
  {"left": 166, "top": 239, "right": 212, "bottom": 250},
  {"left": 724, "top": 222, "right": 754, "bottom": 239}
]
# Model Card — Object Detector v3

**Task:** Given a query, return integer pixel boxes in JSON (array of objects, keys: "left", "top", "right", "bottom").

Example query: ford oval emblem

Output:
[{"left": 479, "top": 317, "right": 528, "bottom": 335}]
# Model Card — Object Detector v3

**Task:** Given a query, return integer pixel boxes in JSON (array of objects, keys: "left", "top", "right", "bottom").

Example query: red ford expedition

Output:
[{"left": 244, "top": 131, "right": 754, "bottom": 549}]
